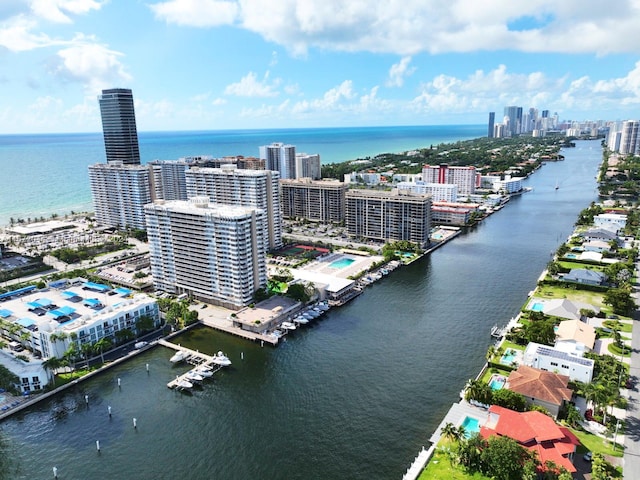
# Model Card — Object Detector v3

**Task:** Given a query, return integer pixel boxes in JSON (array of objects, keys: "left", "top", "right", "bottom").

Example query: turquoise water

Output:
[
  {"left": 0, "top": 125, "right": 485, "bottom": 226},
  {"left": 329, "top": 258, "right": 355, "bottom": 269},
  {"left": 531, "top": 302, "right": 544, "bottom": 312},
  {"left": 489, "top": 377, "right": 505, "bottom": 390},
  {"left": 500, "top": 349, "right": 518, "bottom": 365},
  {"left": 565, "top": 253, "right": 578, "bottom": 258},
  {"left": 461, "top": 416, "right": 480, "bottom": 437}
]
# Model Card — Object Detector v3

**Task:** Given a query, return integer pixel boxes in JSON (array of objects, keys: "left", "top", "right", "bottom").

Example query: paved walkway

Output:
[{"left": 623, "top": 267, "right": 640, "bottom": 479}]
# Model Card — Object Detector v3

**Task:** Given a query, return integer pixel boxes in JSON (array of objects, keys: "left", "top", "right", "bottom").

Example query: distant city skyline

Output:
[{"left": 2, "top": 1, "right": 640, "bottom": 134}]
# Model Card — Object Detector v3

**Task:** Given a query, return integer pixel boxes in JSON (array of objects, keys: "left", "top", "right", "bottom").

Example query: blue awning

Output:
[
  {"left": 83, "top": 298, "right": 101, "bottom": 307},
  {"left": 17, "top": 318, "right": 36, "bottom": 328},
  {"left": 83, "top": 282, "right": 110, "bottom": 292},
  {"left": 27, "top": 301, "right": 42, "bottom": 309},
  {"left": 58, "top": 306, "right": 75, "bottom": 315},
  {"left": 36, "top": 298, "right": 53, "bottom": 307},
  {"left": 0, "top": 309, "right": 12, "bottom": 318},
  {"left": 0, "top": 285, "right": 36, "bottom": 301},
  {"left": 62, "top": 290, "right": 81, "bottom": 299},
  {"left": 115, "top": 287, "right": 132, "bottom": 296}
]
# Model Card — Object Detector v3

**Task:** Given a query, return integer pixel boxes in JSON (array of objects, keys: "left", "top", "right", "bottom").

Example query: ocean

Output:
[{"left": 0, "top": 125, "right": 485, "bottom": 226}]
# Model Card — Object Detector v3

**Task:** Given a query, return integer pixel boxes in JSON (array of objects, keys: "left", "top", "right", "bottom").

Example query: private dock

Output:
[{"left": 158, "top": 339, "right": 224, "bottom": 389}]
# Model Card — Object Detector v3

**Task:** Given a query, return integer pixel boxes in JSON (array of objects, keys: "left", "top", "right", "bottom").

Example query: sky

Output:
[{"left": 2, "top": 0, "right": 640, "bottom": 134}]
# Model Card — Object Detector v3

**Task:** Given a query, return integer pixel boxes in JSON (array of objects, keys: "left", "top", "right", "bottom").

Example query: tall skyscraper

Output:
[
  {"left": 98, "top": 88, "right": 140, "bottom": 165},
  {"left": 421, "top": 164, "right": 479, "bottom": 196},
  {"left": 259, "top": 142, "right": 296, "bottom": 179},
  {"left": 503, "top": 106, "right": 523, "bottom": 137},
  {"left": 619, "top": 120, "right": 639, "bottom": 155},
  {"left": 488, "top": 112, "right": 495, "bottom": 138}
]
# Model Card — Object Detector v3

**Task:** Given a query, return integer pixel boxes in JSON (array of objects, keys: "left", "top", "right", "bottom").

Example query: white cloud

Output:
[
  {"left": 147, "top": 0, "right": 640, "bottom": 56},
  {"left": 30, "top": 0, "right": 105, "bottom": 23},
  {"left": 387, "top": 57, "right": 415, "bottom": 87},
  {"left": 211, "top": 97, "right": 226, "bottom": 106},
  {"left": 0, "top": 16, "right": 62, "bottom": 51},
  {"left": 51, "top": 41, "right": 132, "bottom": 93},
  {"left": 149, "top": 0, "right": 239, "bottom": 27},
  {"left": 224, "top": 71, "right": 279, "bottom": 97}
]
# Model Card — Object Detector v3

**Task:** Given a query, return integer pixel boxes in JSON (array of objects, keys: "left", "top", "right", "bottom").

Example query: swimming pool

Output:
[
  {"left": 531, "top": 302, "right": 544, "bottom": 312},
  {"left": 565, "top": 253, "right": 578, "bottom": 259},
  {"left": 329, "top": 258, "right": 355, "bottom": 269},
  {"left": 500, "top": 349, "right": 518, "bottom": 366},
  {"left": 461, "top": 416, "right": 480, "bottom": 437},
  {"left": 489, "top": 375, "right": 506, "bottom": 390}
]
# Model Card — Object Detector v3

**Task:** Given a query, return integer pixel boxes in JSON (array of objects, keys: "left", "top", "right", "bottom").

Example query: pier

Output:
[{"left": 158, "top": 340, "right": 224, "bottom": 389}]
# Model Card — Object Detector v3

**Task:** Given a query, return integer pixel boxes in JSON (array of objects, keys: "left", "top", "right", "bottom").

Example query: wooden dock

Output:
[{"left": 158, "top": 339, "right": 224, "bottom": 389}]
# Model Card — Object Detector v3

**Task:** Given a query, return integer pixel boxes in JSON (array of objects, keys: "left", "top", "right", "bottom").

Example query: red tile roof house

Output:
[
  {"left": 480, "top": 405, "right": 580, "bottom": 474},
  {"left": 506, "top": 365, "right": 573, "bottom": 418}
]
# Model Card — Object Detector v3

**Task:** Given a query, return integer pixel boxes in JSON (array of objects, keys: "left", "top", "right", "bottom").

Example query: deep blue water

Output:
[{"left": 0, "top": 125, "right": 484, "bottom": 226}]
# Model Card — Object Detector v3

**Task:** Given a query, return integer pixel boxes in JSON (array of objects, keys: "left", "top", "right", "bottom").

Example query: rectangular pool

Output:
[
  {"left": 531, "top": 302, "right": 544, "bottom": 312},
  {"left": 461, "top": 416, "right": 480, "bottom": 437},
  {"left": 329, "top": 258, "right": 355, "bottom": 269}
]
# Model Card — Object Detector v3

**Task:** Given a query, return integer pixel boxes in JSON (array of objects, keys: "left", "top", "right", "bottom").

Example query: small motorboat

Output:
[
  {"left": 194, "top": 366, "right": 213, "bottom": 378},
  {"left": 185, "top": 371, "right": 204, "bottom": 383},
  {"left": 295, "top": 316, "right": 309, "bottom": 325},
  {"left": 175, "top": 376, "right": 193, "bottom": 390},
  {"left": 170, "top": 350, "right": 188, "bottom": 363},
  {"left": 281, "top": 321, "right": 297, "bottom": 331},
  {"left": 211, "top": 351, "right": 232, "bottom": 367}
]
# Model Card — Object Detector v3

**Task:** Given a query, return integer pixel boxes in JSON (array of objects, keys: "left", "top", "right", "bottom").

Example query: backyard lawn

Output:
[
  {"left": 419, "top": 445, "right": 491, "bottom": 480},
  {"left": 534, "top": 285, "right": 606, "bottom": 309}
]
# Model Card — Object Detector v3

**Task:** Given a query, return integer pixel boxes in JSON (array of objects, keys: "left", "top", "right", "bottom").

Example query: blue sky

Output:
[{"left": 2, "top": 0, "right": 640, "bottom": 133}]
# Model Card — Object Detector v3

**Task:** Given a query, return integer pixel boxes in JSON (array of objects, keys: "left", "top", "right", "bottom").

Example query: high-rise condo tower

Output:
[{"left": 99, "top": 88, "right": 141, "bottom": 165}]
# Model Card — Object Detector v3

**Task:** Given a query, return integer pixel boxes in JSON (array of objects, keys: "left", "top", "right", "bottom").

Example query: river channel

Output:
[{"left": 1, "top": 140, "right": 603, "bottom": 480}]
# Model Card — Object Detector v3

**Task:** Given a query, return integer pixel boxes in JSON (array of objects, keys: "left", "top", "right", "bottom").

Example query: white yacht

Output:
[
  {"left": 170, "top": 350, "right": 188, "bottom": 363},
  {"left": 194, "top": 366, "right": 214, "bottom": 378},
  {"left": 281, "top": 321, "right": 297, "bottom": 330},
  {"left": 175, "top": 376, "right": 193, "bottom": 390},
  {"left": 185, "top": 370, "right": 204, "bottom": 383},
  {"left": 295, "top": 316, "right": 309, "bottom": 325},
  {"left": 212, "top": 351, "right": 232, "bottom": 367}
]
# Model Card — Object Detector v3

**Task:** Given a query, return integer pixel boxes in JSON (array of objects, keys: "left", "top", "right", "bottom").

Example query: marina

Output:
[{"left": 157, "top": 340, "right": 227, "bottom": 389}]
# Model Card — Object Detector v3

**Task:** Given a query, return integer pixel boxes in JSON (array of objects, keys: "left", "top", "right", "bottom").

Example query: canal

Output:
[{"left": 1, "top": 140, "right": 603, "bottom": 480}]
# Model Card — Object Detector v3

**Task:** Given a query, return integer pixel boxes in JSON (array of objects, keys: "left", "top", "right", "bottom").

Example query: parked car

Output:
[{"left": 583, "top": 451, "right": 592, "bottom": 462}]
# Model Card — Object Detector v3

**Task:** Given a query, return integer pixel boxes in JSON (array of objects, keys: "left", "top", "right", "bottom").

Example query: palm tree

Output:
[
  {"left": 94, "top": 337, "right": 113, "bottom": 364},
  {"left": 41, "top": 357, "right": 62, "bottom": 387},
  {"left": 440, "top": 422, "right": 460, "bottom": 443}
]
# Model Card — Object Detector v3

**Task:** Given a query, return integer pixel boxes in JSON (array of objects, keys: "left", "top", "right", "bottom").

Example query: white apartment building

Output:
[
  {"left": 421, "top": 164, "right": 479, "bottom": 196},
  {"left": 259, "top": 142, "right": 296, "bottom": 179},
  {"left": 88, "top": 163, "right": 152, "bottom": 230},
  {"left": 148, "top": 159, "right": 190, "bottom": 201},
  {"left": 397, "top": 181, "right": 457, "bottom": 203},
  {"left": 619, "top": 120, "right": 639, "bottom": 155},
  {"left": 145, "top": 197, "right": 267, "bottom": 309},
  {"left": 522, "top": 342, "right": 594, "bottom": 384},
  {"left": 344, "top": 172, "right": 381, "bottom": 186},
  {"left": 0, "top": 281, "right": 159, "bottom": 366},
  {"left": 185, "top": 165, "right": 282, "bottom": 250},
  {"left": 493, "top": 176, "right": 524, "bottom": 194},
  {"left": 345, "top": 189, "right": 432, "bottom": 248},
  {"left": 295, "top": 153, "right": 321, "bottom": 180}
]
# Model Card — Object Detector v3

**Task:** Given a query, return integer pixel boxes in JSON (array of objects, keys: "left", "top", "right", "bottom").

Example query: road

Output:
[{"left": 623, "top": 266, "right": 640, "bottom": 479}]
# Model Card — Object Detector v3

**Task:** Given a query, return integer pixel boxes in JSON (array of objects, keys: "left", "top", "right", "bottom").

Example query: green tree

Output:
[
  {"left": 41, "top": 357, "right": 62, "bottom": 386},
  {"left": 492, "top": 388, "right": 527, "bottom": 412},
  {"left": 464, "top": 379, "right": 493, "bottom": 405},
  {"left": 94, "top": 337, "right": 113, "bottom": 364},
  {"left": 603, "top": 287, "right": 636, "bottom": 316},
  {"left": 440, "top": 422, "right": 463, "bottom": 443},
  {"left": 285, "top": 283, "right": 310, "bottom": 303},
  {"left": 481, "top": 435, "right": 534, "bottom": 480}
]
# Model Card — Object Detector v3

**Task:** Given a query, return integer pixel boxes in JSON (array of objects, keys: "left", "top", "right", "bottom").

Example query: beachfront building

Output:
[
  {"left": 280, "top": 178, "right": 347, "bottom": 223},
  {"left": 522, "top": 342, "right": 594, "bottom": 383},
  {"left": 259, "top": 142, "right": 296, "bottom": 179},
  {"left": 345, "top": 189, "right": 431, "bottom": 248},
  {"left": 295, "top": 153, "right": 321, "bottom": 180},
  {"left": 619, "top": 120, "right": 639, "bottom": 155},
  {"left": 492, "top": 176, "right": 524, "bottom": 194},
  {"left": 0, "top": 281, "right": 159, "bottom": 366},
  {"left": 0, "top": 350, "right": 48, "bottom": 393},
  {"left": 88, "top": 163, "right": 152, "bottom": 230},
  {"left": 148, "top": 159, "right": 190, "bottom": 201},
  {"left": 145, "top": 197, "right": 267, "bottom": 309},
  {"left": 185, "top": 165, "right": 282, "bottom": 250},
  {"left": 421, "top": 164, "right": 479, "bottom": 196},
  {"left": 98, "top": 88, "right": 140, "bottom": 165}
]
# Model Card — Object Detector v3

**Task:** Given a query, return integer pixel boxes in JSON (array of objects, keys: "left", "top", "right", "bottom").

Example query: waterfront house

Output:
[
  {"left": 582, "top": 240, "right": 612, "bottom": 254},
  {"left": 527, "top": 298, "right": 600, "bottom": 321},
  {"left": 561, "top": 268, "right": 607, "bottom": 286},
  {"left": 480, "top": 405, "right": 579, "bottom": 474},
  {"left": 580, "top": 227, "right": 618, "bottom": 243},
  {"left": 522, "top": 342, "right": 594, "bottom": 383},
  {"left": 555, "top": 319, "right": 596, "bottom": 353},
  {"left": 593, "top": 213, "right": 627, "bottom": 233},
  {"left": 504, "top": 365, "right": 573, "bottom": 418}
]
